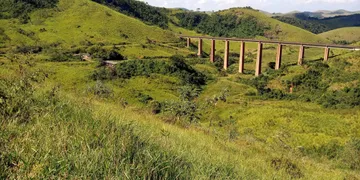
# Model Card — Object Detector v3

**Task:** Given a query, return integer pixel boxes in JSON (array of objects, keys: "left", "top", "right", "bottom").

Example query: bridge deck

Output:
[{"left": 179, "top": 35, "right": 360, "bottom": 50}]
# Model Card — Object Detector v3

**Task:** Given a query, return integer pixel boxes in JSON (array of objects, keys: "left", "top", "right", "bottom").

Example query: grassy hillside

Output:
[
  {"left": 218, "top": 8, "right": 329, "bottom": 43},
  {"left": 275, "top": 13, "right": 360, "bottom": 34},
  {"left": 0, "top": 0, "right": 192, "bottom": 59},
  {"left": 319, "top": 27, "right": 360, "bottom": 44},
  {"left": 1, "top": 47, "right": 360, "bottom": 179},
  {"left": 169, "top": 7, "right": 329, "bottom": 43},
  {"left": 1, "top": 0, "right": 360, "bottom": 179},
  {"left": 273, "top": 16, "right": 329, "bottom": 34}
]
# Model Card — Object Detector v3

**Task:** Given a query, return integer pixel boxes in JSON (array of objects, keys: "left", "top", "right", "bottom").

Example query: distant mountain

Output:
[
  {"left": 273, "top": 9, "right": 360, "bottom": 19},
  {"left": 273, "top": 12, "right": 360, "bottom": 34}
]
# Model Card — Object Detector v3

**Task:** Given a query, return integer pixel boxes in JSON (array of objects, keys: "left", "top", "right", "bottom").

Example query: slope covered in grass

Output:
[
  {"left": 1, "top": 0, "right": 177, "bottom": 46},
  {"left": 319, "top": 27, "right": 360, "bottom": 44},
  {"left": 0, "top": 0, "right": 190, "bottom": 58},
  {"left": 1, "top": 50, "right": 360, "bottom": 178},
  {"left": 218, "top": 8, "right": 330, "bottom": 43},
  {"left": 275, "top": 13, "right": 360, "bottom": 34}
]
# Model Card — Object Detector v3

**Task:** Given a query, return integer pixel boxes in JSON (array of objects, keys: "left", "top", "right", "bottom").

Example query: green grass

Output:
[
  {"left": 319, "top": 27, "right": 360, "bottom": 43},
  {"left": 218, "top": 8, "right": 330, "bottom": 43},
  {"left": 0, "top": 0, "right": 194, "bottom": 59},
  {"left": 1, "top": 49, "right": 360, "bottom": 178},
  {"left": 1, "top": 0, "right": 360, "bottom": 178}
]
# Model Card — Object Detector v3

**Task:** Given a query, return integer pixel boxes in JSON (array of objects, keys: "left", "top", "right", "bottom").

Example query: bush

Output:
[
  {"left": 91, "top": 67, "right": 116, "bottom": 80},
  {"left": 46, "top": 49, "right": 77, "bottom": 62},
  {"left": 0, "top": 0, "right": 59, "bottom": 20},
  {"left": 319, "top": 86, "right": 360, "bottom": 108},
  {"left": 87, "top": 81, "right": 113, "bottom": 98},
  {"left": 175, "top": 12, "right": 269, "bottom": 38},
  {"left": 92, "top": 0, "right": 169, "bottom": 28},
  {"left": 114, "top": 55, "right": 206, "bottom": 86},
  {"left": 14, "top": 45, "right": 42, "bottom": 54},
  {"left": 135, "top": 92, "right": 153, "bottom": 104},
  {"left": 163, "top": 100, "right": 200, "bottom": 125},
  {"left": 341, "top": 138, "right": 360, "bottom": 170},
  {"left": 0, "top": 67, "right": 48, "bottom": 124},
  {"left": 87, "top": 46, "right": 126, "bottom": 60}
]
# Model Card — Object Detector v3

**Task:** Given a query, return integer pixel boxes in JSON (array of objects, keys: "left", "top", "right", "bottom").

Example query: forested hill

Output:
[
  {"left": 91, "top": 0, "right": 169, "bottom": 28},
  {"left": 0, "top": 0, "right": 58, "bottom": 22},
  {"left": 273, "top": 14, "right": 360, "bottom": 34},
  {"left": 273, "top": 16, "right": 329, "bottom": 34},
  {"left": 171, "top": 7, "right": 328, "bottom": 43}
]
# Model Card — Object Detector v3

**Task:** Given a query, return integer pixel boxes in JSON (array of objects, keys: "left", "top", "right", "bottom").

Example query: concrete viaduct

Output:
[{"left": 180, "top": 35, "right": 360, "bottom": 76}]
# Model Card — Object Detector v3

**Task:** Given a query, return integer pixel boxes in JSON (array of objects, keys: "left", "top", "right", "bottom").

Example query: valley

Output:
[{"left": 0, "top": 0, "right": 360, "bottom": 179}]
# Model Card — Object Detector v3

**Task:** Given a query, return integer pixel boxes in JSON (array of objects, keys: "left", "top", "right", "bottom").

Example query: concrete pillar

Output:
[
  {"left": 210, "top": 39, "right": 216, "bottom": 63},
  {"left": 255, "top": 42, "right": 263, "bottom": 76},
  {"left": 298, "top": 45, "right": 305, "bottom": 65},
  {"left": 224, "top": 40, "right": 229, "bottom": 70},
  {"left": 275, "top": 43, "right": 283, "bottom": 70},
  {"left": 186, "top": 38, "right": 191, "bottom": 48},
  {"left": 324, "top": 47, "right": 330, "bottom": 61},
  {"left": 197, "top": 38, "right": 203, "bottom": 57},
  {"left": 239, "top": 41, "right": 245, "bottom": 73}
]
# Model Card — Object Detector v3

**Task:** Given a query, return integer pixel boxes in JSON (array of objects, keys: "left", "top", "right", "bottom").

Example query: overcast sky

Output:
[{"left": 142, "top": 0, "right": 360, "bottom": 13}]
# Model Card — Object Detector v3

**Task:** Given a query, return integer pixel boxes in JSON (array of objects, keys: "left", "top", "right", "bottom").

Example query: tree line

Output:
[
  {"left": 0, "top": 0, "right": 58, "bottom": 20},
  {"left": 175, "top": 11, "right": 269, "bottom": 38},
  {"left": 92, "top": 0, "right": 169, "bottom": 28}
]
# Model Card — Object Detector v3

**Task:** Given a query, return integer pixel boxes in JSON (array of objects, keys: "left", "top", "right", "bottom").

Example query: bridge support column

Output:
[
  {"left": 275, "top": 43, "right": 282, "bottom": 70},
  {"left": 187, "top": 38, "right": 191, "bottom": 48},
  {"left": 324, "top": 47, "right": 330, "bottom": 61},
  {"left": 255, "top": 42, "right": 263, "bottom": 76},
  {"left": 197, "top": 38, "right": 203, "bottom": 57},
  {"left": 210, "top": 39, "right": 216, "bottom": 63},
  {"left": 298, "top": 45, "right": 305, "bottom": 65},
  {"left": 239, "top": 41, "right": 245, "bottom": 73},
  {"left": 224, "top": 40, "right": 229, "bottom": 70}
]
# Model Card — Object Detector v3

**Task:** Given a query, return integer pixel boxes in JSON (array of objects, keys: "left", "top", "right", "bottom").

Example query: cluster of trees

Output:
[
  {"left": 273, "top": 16, "right": 329, "bottom": 34},
  {"left": 92, "top": 0, "right": 169, "bottom": 28},
  {"left": 238, "top": 61, "right": 360, "bottom": 109},
  {"left": 92, "top": 55, "right": 206, "bottom": 86},
  {"left": 274, "top": 14, "right": 360, "bottom": 34},
  {"left": 175, "top": 12, "right": 269, "bottom": 38},
  {"left": 0, "top": 0, "right": 58, "bottom": 22}
]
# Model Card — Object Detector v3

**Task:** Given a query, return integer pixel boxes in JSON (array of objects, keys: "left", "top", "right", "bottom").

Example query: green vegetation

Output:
[
  {"left": 175, "top": 11, "right": 269, "bottom": 38},
  {"left": 0, "top": 0, "right": 58, "bottom": 21},
  {"left": 1, "top": 0, "right": 360, "bottom": 179},
  {"left": 92, "top": 0, "right": 169, "bottom": 28},
  {"left": 274, "top": 13, "right": 360, "bottom": 34},
  {"left": 273, "top": 16, "right": 329, "bottom": 34},
  {"left": 93, "top": 56, "right": 206, "bottom": 85},
  {"left": 319, "top": 27, "right": 360, "bottom": 44}
]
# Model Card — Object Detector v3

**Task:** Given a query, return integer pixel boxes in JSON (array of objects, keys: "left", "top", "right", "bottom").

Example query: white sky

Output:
[{"left": 142, "top": 0, "right": 360, "bottom": 13}]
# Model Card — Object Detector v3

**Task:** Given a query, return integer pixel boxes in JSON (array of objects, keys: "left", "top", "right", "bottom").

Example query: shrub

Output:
[
  {"left": 87, "top": 46, "right": 126, "bottom": 60},
  {"left": 0, "top": 0, "right": 59, "bottom": 20},
  {"left": 14, "top": 45, "right": 42, "bottom": 54},
  {"left": 87, "top": 81, "right": 113, "bottom": 98},
  {"left": 46, "top": 49, "right": 76, "bottom": 62},
  {"left": 163, "top": 100, "right": 200, "bottom": 125},
  {"left": 341, "top": 138, "right": 360, "bottom": 170},
  {"left": 114, "top": 56, "right": 206, "bottom": 86},
  {"left": 135, "top": 92, "right": 153, "bottom": 104},
  {"left": 91, "top": 67, "right": 116, "bottom": 80},
  {"left": 319, "top": 86, "right": 360, "bottom": 108},
  {"left": 271, "top": 157, "right": 304, "bottom": 179},
  {"left": 92, "top": 0, "right": 169, "bottom": 28},
  {"left": 0, "top": 67, "right": 49, "bottom": 124}
]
